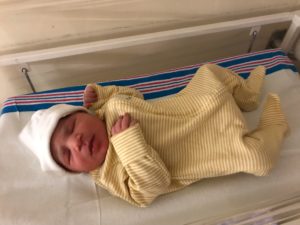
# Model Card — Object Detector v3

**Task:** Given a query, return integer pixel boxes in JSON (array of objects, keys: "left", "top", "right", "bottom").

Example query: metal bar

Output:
[
  {"left": 281, "top": 11, "right": 300, "bottom": 52},
  {"left": 0, "top": 12, "right": 293, "bottom": 67},
  {"left": 21, "top": 67, "right": 36, "bottom": 93},
  {"left": 247, "top": 30, "right": 258, "bottom": 53}
]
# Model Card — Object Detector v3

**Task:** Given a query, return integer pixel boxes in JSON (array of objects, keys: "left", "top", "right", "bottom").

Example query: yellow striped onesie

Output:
[{"left": 89, "top": 64, "right": 288, "bottom": 207}]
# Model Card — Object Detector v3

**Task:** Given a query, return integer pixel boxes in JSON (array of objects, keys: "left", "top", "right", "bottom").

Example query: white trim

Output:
[
  {"left": 0, "top": 11, "right": 296, "bottom": 67},
  {"left": 281, "top": 11, "right": 300, "bottom": 52}
]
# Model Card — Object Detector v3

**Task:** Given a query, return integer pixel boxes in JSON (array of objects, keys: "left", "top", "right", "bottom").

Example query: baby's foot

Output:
[
  {"left": 246, "top": 66, "right": 266, "bottom": 93},
  {"left": 258, "top": 94, "right": 289, "bottom": 134}
]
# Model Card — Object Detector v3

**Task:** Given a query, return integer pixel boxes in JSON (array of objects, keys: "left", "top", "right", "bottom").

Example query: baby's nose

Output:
[{"left": 69, "top": 133, "right": 83, "bottom": 152}]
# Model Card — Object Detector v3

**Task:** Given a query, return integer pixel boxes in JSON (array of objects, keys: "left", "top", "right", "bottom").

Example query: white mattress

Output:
[{"left": 1, "top": 69, "right": 300, "bottom": 225}]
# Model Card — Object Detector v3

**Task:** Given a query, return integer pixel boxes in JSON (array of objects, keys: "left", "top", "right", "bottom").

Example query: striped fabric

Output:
[
  {"left": 89, "top": 64, "right": 289, "bottom": 207},
  {"left": 1, "top": 48, "right": 296, "bottom": 115}
]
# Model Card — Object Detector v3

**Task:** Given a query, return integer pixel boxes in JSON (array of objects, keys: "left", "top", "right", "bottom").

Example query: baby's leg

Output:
[
  {"left": 204, "top": 64, "right": 266, "bottom": 111},
  {"left": 242, "top": 94, "right": 289, "bottom": 176}
]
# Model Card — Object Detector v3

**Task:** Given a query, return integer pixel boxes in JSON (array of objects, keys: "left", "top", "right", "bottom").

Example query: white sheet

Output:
[{"left": 0, "top": 69, "right": 300, "bottom": 225}]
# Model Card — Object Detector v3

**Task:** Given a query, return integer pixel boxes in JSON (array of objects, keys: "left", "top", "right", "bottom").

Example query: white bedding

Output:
[{"left": 1, "top": 69, "right": 300, "bottom": 225}]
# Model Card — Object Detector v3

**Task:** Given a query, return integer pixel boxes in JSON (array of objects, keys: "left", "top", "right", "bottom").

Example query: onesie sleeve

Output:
[
  {"left": 88, "top": 83, "right": 143, "bottom": 109},
  {"left": 109, "top": 123, "right": 171, "bottom": 207}
]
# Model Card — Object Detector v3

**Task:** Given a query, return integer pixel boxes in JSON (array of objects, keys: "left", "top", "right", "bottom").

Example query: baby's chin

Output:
[
  {"left": 89, "top": 146, "right": 108, "bottom": 171},
  {"left": 85, "top": 161, "right": 103, "bottom": 173},
  {"left": 81, "top": 162, "right": 102, "bottom": 173}
]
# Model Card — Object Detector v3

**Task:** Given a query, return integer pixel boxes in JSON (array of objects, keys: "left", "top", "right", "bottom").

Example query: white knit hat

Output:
[{"left": 19, "top": 104, "right": 89, "bottom": 172}]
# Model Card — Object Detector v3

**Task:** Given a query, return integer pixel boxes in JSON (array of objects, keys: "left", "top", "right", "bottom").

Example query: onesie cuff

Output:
[{"left": 110, "top": 124, "right": 148, "bottom": 166}]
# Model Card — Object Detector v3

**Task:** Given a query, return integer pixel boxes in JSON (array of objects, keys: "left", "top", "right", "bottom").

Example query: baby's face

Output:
[{"left": 50, "top": 111, "right": 109, "bottom": 173}]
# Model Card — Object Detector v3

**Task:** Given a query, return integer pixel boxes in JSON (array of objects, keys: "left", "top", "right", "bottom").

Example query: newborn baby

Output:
[{"left": 20, "top": 64, "right": 289, "bottom": 207}]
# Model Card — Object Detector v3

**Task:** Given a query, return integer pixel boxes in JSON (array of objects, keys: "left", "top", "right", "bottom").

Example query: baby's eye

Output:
[{"left": 68, "top": 119, "right": 76, "bottom": 133}]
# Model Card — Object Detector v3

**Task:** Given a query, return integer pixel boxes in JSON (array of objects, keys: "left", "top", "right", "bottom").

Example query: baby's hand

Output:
[
  {"left": 111, "top": 113, "right": 137, "bottom": 136},
  {"left": 83, "top": 85, "right": 98, "bottom": 108}
]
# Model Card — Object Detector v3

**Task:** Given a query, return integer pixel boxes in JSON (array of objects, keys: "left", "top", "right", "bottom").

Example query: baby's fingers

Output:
[
  {"left": 111, "top": 114, "right": 137, "bottom": 136},
  {"left": 111, "top": 116, "right": 123, "bottom": 135},
  {"left": 84, "top": 90, "right": 97, "bottom": 100},
  {"left": 84, "top": 85, "right": 96, "bottom": 95},
  {"left": 83, "top": 86, "right": 98, "bottom": 107},
  {"left": 130, "top": 119, "right": 137, "bottom": 126},
  {"left": 121, "top": 113, "right": 131, "bottom": 130}
]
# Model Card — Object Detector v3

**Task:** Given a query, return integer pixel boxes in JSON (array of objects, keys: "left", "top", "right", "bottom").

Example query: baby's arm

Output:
[
  {"left": 107, "top": 116, "right": 171, "bottom": 207},
  {"left": 83, "top": 83, "right": 144, "bottom": 110}
]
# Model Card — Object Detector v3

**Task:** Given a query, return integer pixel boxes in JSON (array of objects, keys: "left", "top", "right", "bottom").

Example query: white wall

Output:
[{"left": 0, "top": 0, "right": 300, "bottom": 106}]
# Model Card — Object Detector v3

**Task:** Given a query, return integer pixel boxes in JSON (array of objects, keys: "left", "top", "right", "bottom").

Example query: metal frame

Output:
[
  {"left": 0, "top": 10, "right": 300, "bottom": 92},
  {"left": 0, "top": 11, "right": 298, "bottom": 67}
]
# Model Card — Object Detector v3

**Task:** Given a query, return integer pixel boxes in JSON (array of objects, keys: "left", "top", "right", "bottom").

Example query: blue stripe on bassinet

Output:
[{"left": 1, "top": 48, "right": 297, "bottom": 115}]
